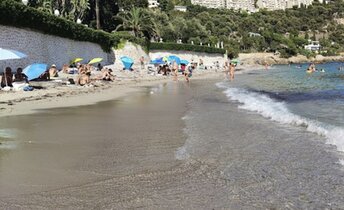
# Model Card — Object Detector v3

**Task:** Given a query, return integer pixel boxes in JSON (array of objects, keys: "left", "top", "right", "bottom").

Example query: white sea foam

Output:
[
  {"left": 0, "top": 141, "right": 16, "bottom": 149},
  {"left": 0, "top": 129, "right": 16, "bottom": 139},
  {"left": 216, "top": 82, "right": 344, "bottom": 161},
  {"left": 340, "top": 159, "right": 344, "bottom": 165},
  {"left": 175, "top": 145, "right": 190, "bottom": 160}
]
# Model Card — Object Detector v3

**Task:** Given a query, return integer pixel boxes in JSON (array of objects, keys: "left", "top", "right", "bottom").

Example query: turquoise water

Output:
[{"left": 217, "top": 62, "right": 344, "bottom": 155}]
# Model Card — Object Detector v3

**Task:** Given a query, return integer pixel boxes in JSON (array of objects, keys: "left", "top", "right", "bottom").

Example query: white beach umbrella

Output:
[{"left": 0, "top": 48, "right": 27, "bottom": 60}]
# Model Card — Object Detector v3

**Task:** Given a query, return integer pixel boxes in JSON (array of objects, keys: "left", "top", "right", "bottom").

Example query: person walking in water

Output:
[
  {"left": 224, "top": 61, "right": 230, "bottom": 80},
  {"left": 229, "top": 62, "right": 235, "bottom": 81}
]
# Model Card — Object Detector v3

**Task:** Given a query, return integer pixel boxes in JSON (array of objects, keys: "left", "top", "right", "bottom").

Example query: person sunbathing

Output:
[
  {"left": 1, "top": 67, "right": 13, "bottom": 88},
  {"left": 38, "top": 70, "right": 50, "bottom": 81},
  {"left": 48, "top": 64, "right": 59, "bottom": 77},
  {"left": 102, "top": 68, "right": 115, "bottom": 81},
  {"left": 76, "top": 69, "right": 90, "bottom": 86},
  {"left": 13, "top": 68, "right": 28, "bottom": 83}
]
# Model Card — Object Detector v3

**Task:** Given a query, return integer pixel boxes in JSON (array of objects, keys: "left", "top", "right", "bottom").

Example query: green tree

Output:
[
  {"left": 158, "top": 0, "right": 174, "bottom": 12},
  {"left": 115, "top": 7, "right": 156, "bottom": 39},
  {"left": 118, "top": 0, "right": 148, "bottom": 11},
  {"left": 84, "top": 0, "right": 119, "bottom": 31}
]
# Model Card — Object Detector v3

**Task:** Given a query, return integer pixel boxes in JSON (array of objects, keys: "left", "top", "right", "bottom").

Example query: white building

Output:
[
  {"left": 191, "top": 0, "right": 226, "bottom": 9},
  {"left": 174, "top": 6, "right": 188, "bottom": 12},
  {"left": 191, "top": 0, "right": 319, "bottom": 11},
  {"left": 148, "top": 0, "right": 159, "bottom": 8},
  {"left": 305, "top": 41, "right": 321, "bottom": 51},
  {"left": 227, "top": 0, "right": 256, "bottom": 12}
]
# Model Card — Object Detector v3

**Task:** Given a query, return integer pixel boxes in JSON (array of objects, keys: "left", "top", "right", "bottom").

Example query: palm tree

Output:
[
  {"left": 115, "top": 7, "right": 156, "bottom": 38},
  {"left": 70, "top": 0, "right": 90, "bottom": 22},
  {"left": 95, "top": 0, "right": 100, "bottom": 29}
]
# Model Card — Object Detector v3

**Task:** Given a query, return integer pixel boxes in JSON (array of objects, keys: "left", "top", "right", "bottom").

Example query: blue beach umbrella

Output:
[
  {"left": 23, "top": 63, "right": 48, "bottom": 81},
  {"left": 120, "top": 56, "right": 134, "bottom": 70},
  {"left": 168, "top": 55, "right": 181, "bottom": 65},
  {"left": 0, "top": 48, "right": 27, "bottom": 60},
  {"left": 150, "top": 57, "right": 165, "bottom": 65},
  {"left": 180, "top": 59, "right": 189, "bottom": 65}
]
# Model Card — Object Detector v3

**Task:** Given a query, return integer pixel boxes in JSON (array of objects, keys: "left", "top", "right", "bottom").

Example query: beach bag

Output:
[{"left": 23, "top": 86, "right": 34, "bottom": 91}]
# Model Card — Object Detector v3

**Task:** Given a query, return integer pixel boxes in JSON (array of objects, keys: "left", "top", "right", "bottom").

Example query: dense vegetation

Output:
[
  {"left": 149, "top": 42, "right": 226, "bottom": 54},
  {"left": 0, "top": 0, "right": 115, "bottom": 52},
  {"left": 8, "top": 0, "right": 344, "bottom": 57}
]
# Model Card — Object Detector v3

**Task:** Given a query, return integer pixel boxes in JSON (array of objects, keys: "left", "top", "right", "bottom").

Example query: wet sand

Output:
[{"left": 0, "top": 81, "right": 193, "bottom": 205}]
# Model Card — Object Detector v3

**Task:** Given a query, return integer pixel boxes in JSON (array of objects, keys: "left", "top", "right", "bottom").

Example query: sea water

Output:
[
  {"left": 217, "top": 63, "right": 344, "bottom": 157},
  {"left": 175, "top": 64, "right": 344, "bottom": 208}
]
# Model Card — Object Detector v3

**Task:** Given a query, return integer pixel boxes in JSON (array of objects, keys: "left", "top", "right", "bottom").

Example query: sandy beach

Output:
[{"left": 0, "top": 68, "right": 222, "bottom": 118}]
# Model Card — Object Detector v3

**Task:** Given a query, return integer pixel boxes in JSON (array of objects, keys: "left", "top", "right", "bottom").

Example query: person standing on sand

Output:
[
  {"left": 140, "top": 56, "right": 145, "bottom": 70},
  {"left": 172, "top": 61, "right": 178, "bottom": 81},
  {"left": 184, "top": 63, "right": 192, "bottom": 82},
  {"left": 229, "top": 63, "right": 235, "bottom": 81}
]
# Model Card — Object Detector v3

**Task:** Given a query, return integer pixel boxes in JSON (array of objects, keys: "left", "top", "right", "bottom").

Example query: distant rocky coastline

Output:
[{"left": 238, "top": 53, "right": 344, "bottom": 66}]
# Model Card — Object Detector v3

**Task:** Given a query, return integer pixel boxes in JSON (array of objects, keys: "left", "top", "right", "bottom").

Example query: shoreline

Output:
[
  {"left": 0, "top": 70, "right": 222, "bottom": 118},
  {"left": 3, "top": 53, "right": 338, "bottom": 118}
]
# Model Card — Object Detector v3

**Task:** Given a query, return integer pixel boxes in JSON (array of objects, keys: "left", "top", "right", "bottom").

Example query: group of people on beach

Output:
[
  {"left": 171, "top": 61, "right": 195, "bottom": 82},
  {"left": 151, "top": 59, "right": 196, "bottom": 82},
  {"left": 0, "top": 62, "right": 116, "bottom": 91},
  {"left": 0, "top": 67, "right": 28, "bottom": 89},
  {"left": 62, "top": 63, "right": 116, "bottom": 86}
]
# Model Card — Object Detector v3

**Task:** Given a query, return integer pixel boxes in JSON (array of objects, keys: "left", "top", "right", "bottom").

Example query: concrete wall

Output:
[
  {"left": 0, "top": 25, "right": 113, "bottom": 72},
  {"left": 112, "top": 42, "right": 149, "bottom": 70},
  {"left": 111, "top": 42, "right": 225, "bottom": 70}
]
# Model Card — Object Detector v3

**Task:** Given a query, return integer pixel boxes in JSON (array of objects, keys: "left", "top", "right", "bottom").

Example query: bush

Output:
[
  {"left": 149, "top": 42, "right": 226, "bottom": 54},
  {"left": 0, "top": 0, "right": 143, "bottom": 52}
]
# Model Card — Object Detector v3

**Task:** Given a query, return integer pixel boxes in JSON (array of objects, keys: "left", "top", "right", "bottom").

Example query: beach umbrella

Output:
[
  {"left": 180, "top": 59, "right": 189, "bottom": 65},
  {"left": 71, "top": 57, "right": 83, "bottom": 64},
  {"left": 88, "top": 57, "right": 103, "bottom": 64},
  {"left": 150, "top": 58, "right": 165, "bottom": 65},
  {"left": 168, "top": 55, "right": 181, "bottom": 65},
  {"left": 0, "top": 48, "right": 27, "bottom": 60},
  {"left": 23, "top": 63, "right": 48, "bottom": 81},
  {"left": 120, "top": 56, "right": 134, "bottom": 70}
]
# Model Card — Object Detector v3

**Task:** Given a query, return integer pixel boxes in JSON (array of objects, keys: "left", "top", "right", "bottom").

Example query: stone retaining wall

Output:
[
  {"left": 0, "top": 25, "right": 113, "bottom": 72},
  {"left": 112, "top": 42, "right": 226, "bottom": 70}
]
